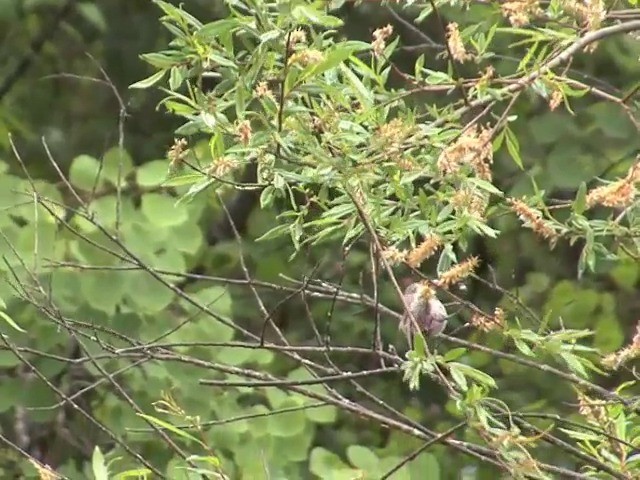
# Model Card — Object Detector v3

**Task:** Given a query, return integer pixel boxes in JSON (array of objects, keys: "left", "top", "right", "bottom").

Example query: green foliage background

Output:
[{"left": 0, "top": 1, "right": 639, "bottom": 479}]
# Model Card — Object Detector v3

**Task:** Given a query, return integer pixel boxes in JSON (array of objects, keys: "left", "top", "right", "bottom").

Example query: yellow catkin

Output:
[
  {"left": 602, "top": 321, "right": 640, "bottom": 370},
  {"left": 206, "top": 157, "right": 238, "bottom": 178},
  {"left": 29, "top": 460, "right": 60, "bottom": 480},
  {"left": 549, "top": 89, "right": 563, "bottom": 111},
  {"left": 406, "top": 234, "right": 443, "bottom": 268},
  {"left": 289, "top": 28, "right": 307, "bottom": 46},
  {"left": 508, "top": 198, "right": 559, "bottom": 246},
  {"left": 451, "top": 187, "right": 488, "bottom": 219},
  {"left": 254, "top": 81, "right": 274, "bottom": 100},
  {"left": 236, "top": 120, "right": 252, "bottom": 146},
  {"left": 381, "top": 246, "right": 407, "bottom": 266},
  {"left": 437, "top": 126, "right": 493, "bottom": 181},
  {"left": 501, "top": 0, "right": 542, "bottom": 27},
  {"left": 288, "top": 49, "right": 324, "bottom": 66},
  {"left": 372, "top": 24, "right": 393, "bottom": 57},
  {"left": 437, "top": 256, "right": 479, "bottom": 287},
  {"left": 470, "top": 307, "right": 506, "bottom": 332},
  {"left": 561, "top": 0, "right": 605, "bottom": 32},
  {"left": 446, "top": 23, "right": 473, "bottom": 63},
  {"left": 168, "top": 138, "right": 188, "bottom": 170},
  {"left": 586, "top": 179, "right": 636, "bottom": 209}
]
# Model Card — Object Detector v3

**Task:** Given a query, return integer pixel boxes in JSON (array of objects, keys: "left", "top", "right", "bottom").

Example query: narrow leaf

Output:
[
  {"left": 573, "top": 182, "right": 587, "bottom": 214},
  {"left": 92, "top": 446, "right": 109, "bottom": 480},
  {"left": 137, "top": 413, "right": 205, "bottom": 446},
  {"left": 0, "top": 311, "right": 25, "bottom": 333},
  {"left": 130, "top": 70, "right": 166, "bottom": 89}
]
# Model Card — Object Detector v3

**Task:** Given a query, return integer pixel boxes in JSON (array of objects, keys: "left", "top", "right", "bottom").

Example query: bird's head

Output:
[{"left": 404, "top": 282, "right": 436, "bottom": 301}]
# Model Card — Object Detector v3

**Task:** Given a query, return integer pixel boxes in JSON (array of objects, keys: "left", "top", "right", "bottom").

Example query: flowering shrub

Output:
[{"left": 122, "top": 0, "right": 640, "bottom": 477}]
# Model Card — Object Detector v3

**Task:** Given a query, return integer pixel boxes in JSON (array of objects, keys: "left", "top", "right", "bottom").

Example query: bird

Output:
[{"left": 399, "top": 282, "right": 448, "bottom": 349}]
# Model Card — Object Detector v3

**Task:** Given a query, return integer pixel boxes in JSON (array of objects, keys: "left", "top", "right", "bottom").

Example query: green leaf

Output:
[
  {"left": 409, "top": 453, "right": 440, "bottom": 480},
  {"left": 467, "top": 177, "right": 503, "bottom": 196},
  {"left": 442, "top": 347, "right": 467, "bottom": 362},
  {"left": 505, "top": 126, "right": 524, "bottom": 170},
  {"left": 340, "top": 63, "right": 373, "bottom": 107},
  {"left": 259, "top": 185, "right": 275, "bottom": 208},
  {"left": 168, "top": 220, "right": 203, "bottom": 256},
  {"left": 437, "top": 245, "right": 456, "bottom": 275},
  {"left": 208, "top": 53, "right": 237, "bottom": 70},
  {"left": 162, "top": 173, "right": 203, "bottom": 187},
  {"left": 196, "top": 18, "right": 241, "bottom": 42},
  {"left": 255, "top": 223, "right": 291, "bottom": 242},
  {"left": 137, "top": 160, "right": 170, "bottom": 187},
  {"left": 188, "top": 455, "right": 221, "bottom": 468},
  {"left": 216, "top": 345, "right": 253, "bottom": 366},
  {"left": 512, "top": 338, "right": 535, "bottom": 356},
  {"left": 558, "top": 428, "right": 601, "bottom": 442},
  {"left": 177, "top": 177, "right": 217, "bottom": 204},
  {"left": 306, "top": 403, "right": 337, "bottom": 424},
  {"left": 90, "top": 195, "right": 122, "bottom": 228},
  {"left": 346, "top": 445, "right": 378, "bottom": 471},
  {"left": 310, "top": 447, "right": 349, "bottom": 478},
  {"left": 302, "top": 43, "right": 368, "bottom": 81},
  {"left": 154, "top": 0, "right": 203, "bottom": 28},
  {"left": 378, "top": 457, "right": 411, "bottom": 480},
  {"left": 77, "top": 2, "right": 107, "bottom": 32},
  {"left": 292, "top": 5, "right": 344, "bottom": 27},
  {"left": 130, "top": 69, "right": 167, "bottom": 89},
  {"left": 80, "top": 271, "right": 128, "bottom": 315},
  {"left": 102, "top": 146, "right": 134, "bottom": 186},
  {"left": 573, "top": 182, "right": 587, "bottom": 214},
  {"left": 492, "top": 128, "right": 506, "bottom": 152},
  {"left": 609, "top": 258, "right": 640, "bottom": 291},
  {"left": 137, "top": 413, "right": 205, "bottom": 447},
  {"left": 413, "top": 332, "right": 427, "bottom": 358},
  {"left": 259, "top": 29, "right": 282, "bottom": 45},
  {"left": 448, "top": 363, "right": 468, "bottom": 391},
  {"left": 268, "top": 398, "right": 306, "bottom": 437},
  {"left": 468, "top": 218, "right": 499, "bottom": 238},
  {"left": 0, "top": 310, "right": 26, "bottom": 333},
  {"left": 124, "top": 271, "right": 175, "bottom": 314},
  {"left": 614, "top": 410, "right": 626, "bottom": 441},
  {"left": 577, "top": 236, "right": 595, "bottom": 279},
  {"left": 172, "top": 286, "right": 235, "bottom": 346},
  {"left": 163, "top": 99, "right": 197, "bottom": 116},
  {"left": 169, "top": 66, "right": 185, "bottom": 90},
  {"left": 114, "top": 469, "right": 152, "bottom": 480},
  {"left": 425, "top": 69, "right": 452, "bottom": 84},
  {"left": 69, "top": 154, "right": 102, "bottom": 191},
  {"left": 559, "top": 352, "right": 588, "bottom": 378},
  {"left": 141, "top": 51, "right": 182, "bottom": 69},
  {"left": 414, "top": 54, "right": 425, "bottom": 79},
  {"left": 91, "top": 446, "right": 109, "bottom": 480},
  {"left": 141, "top": 193, "right": 189, "bottom": 227},
  {"left": 449, "top": 362, "right": 497, "bottom": 389}
]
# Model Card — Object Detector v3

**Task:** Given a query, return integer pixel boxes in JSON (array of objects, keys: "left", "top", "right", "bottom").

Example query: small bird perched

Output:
[{"left": 399, "top": 282, "right": 448, "bottom": 349}]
